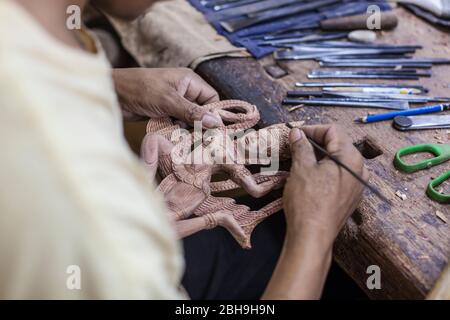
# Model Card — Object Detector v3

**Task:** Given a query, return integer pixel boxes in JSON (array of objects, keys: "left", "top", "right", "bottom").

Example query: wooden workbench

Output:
[{"left": 196, "top": 7, "right": 450, "bottom": 299}]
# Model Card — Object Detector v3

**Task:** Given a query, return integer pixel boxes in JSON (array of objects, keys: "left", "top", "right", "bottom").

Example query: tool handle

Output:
[
  {"left": 394, "top": 144, "right": 450, "bottom": 173},
  {"left": 427, "top": 171, "right": 450, "bottom": 204},
  {"left": 320, "top": 12, "right": 398, "bottom": 30}
]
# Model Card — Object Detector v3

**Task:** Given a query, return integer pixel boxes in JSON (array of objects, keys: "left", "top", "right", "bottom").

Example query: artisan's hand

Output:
[
  {"left": 113, "top": 68, "right": 223, "bottom": 128},
  {"left": 284, "top": 125, "right": 369, "bottom": 246},
  {"left": 263, "top": 124, "right": 368, "bottom": 300}
]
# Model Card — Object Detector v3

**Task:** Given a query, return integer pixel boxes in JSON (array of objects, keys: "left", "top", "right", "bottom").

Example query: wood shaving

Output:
[
  {"left": 395, "top": 191, "right": 407, "bottom": 201},
  {"left": 436, "top": 211, "right": 448, "bottom": 224}
]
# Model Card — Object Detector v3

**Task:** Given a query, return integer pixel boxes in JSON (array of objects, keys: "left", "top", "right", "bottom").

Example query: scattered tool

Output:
[
  {"left": 323, "top": 92, "right": 450, "bottom": 103},
  {"left": 295, "top": 82, "right": 428, "bottom": 92},
  {"left": 320, "top": 11, "right": 399, "bottom": 30},
  {"left": 275, "top": 47, "right": 418, "bottom": 60},
  {"left": 393, "top": 115, "right": 450, "bottom": 130},
  {"left": 395, "top": 144, "right": 450, "bottom": 203},
  {"left": 355, "top": 104, "right": 450, "bottom": 123},
  {"left": 285, "top": 122, "right": 391, "bottom": 204},
  {"left": 308, "top": 69, "right": 431, "bottom": 80},
  {"left": 283, "top": 98, "right": 409, "bottom": 110},
  {"left": 322, "top": 87, "right": 426, "bottom": 94},
  {"left": 220, "top": 0, "right": 340, "bottom": 32},
  {"left": 388, "top": 0, "right": 450, "bottom": 18}
]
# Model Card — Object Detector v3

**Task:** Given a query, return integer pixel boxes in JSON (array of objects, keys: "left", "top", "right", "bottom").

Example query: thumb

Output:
[
  {"left": 178, "top": 96, "right": 223, "bottom": 129},
  {"left": 289, "top": 128, "right": 317, "bottom": 169}
]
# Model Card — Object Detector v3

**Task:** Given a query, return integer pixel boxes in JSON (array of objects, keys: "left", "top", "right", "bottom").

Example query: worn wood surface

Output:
[{"left": 197, "top": 7, "right": 450, "bottom": 299}]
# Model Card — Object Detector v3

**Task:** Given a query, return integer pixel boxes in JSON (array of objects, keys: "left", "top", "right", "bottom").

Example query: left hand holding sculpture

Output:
[{"left": 113, "top": 68, "right": 223, "bottom": 128}]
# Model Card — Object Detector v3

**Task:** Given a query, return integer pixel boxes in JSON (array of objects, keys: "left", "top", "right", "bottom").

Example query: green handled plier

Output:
[{"left": 394, "top": 144, "right": 450, "bottom": 204}]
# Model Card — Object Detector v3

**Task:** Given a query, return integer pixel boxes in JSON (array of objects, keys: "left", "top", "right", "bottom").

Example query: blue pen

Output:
[{"left": 355, "top": 104, "right": 450, "bottom": 124}]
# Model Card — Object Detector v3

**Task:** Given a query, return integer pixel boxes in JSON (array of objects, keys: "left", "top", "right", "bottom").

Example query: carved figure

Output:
[{"left": 142, "top": 100, "right": 302, "bottom": 249}]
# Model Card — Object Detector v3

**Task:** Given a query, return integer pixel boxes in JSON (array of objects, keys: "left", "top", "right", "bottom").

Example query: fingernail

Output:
[
  {"left": 202, "top": 114, "right": 222, "bottom": 128},
  {"left": 289, "top": 128, "right": 302, "bottom": 143}
]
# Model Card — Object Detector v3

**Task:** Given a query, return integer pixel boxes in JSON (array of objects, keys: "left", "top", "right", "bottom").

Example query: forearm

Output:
[{"left": 262, "top": 228, "right": 333, "bottom": 300}]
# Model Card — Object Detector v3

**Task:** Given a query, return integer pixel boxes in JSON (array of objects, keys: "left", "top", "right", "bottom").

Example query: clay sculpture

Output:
[{"left": 141, "top": 100, "right": 303, "bottom": 249}]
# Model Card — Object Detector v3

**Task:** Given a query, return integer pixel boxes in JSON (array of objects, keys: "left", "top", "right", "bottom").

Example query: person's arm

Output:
[
  {"left": 262, "top": 125, "right": 369, "bottom": 300},
  {"left": 113, "top": 68, "right": 223, "bottom": 128}
]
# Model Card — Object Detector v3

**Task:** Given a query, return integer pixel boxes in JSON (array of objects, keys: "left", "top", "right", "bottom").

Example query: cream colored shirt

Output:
[{"left": 0, "top": 0, "right": 183, "bottom": 299}]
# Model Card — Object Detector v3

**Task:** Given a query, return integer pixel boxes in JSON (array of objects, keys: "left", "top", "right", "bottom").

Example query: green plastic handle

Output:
[
  {"left": 427, "top": 171, "right": 450, "bottom": 204},
  {"left": 394, "top": 144, "right": 450, "bottom": 173}
]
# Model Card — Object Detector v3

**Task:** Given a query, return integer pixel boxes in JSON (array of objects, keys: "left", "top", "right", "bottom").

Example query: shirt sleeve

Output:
[{"left": 0, "top": 63, "right": 184, "bottom": 300}]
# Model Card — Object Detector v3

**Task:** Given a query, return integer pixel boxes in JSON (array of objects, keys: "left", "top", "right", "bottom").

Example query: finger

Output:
[
  {"left": 181, "top": 72, "right": 220, "bottom": 105},
  {"left": 174, "top": 95, "right": 223, "bottom": 129},
  {"left": 302, "top": 125, "right": 354, "bottom": 160},
  {"left": 289, "top": 128, "right": 317, "bottom": 169}
]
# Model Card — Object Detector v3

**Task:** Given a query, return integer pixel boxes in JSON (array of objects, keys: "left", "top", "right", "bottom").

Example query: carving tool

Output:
[
  {"left": 275, "top": 48, "right": 418, "bottom": 60},
  {"left": 387, "top": 0, "right": 450, "bottom": 18},
  {"left": 393, "top": 115, "right": 450, "bottom": 130},
  {"left": 295, "top": 83, "right": 428, "bottom": 93},
  {"left": 320, "top": 11, "right": 398, "bottom": 30},
  {"left": 323, "top": 92, "right": 450, "bottom": 103},
  {"left": 287, "top": 91, "right": 450, "bottom": 103},
  {"left": 283, "top": 99, "right": 410, "bottom": 110},
  {"left": 355, "top": 104, "right": 450, "bottom": 123},
  {"left": 319, "top": 61, "right": 432, "bottom": 68},
  {"left": 307, "top": 69, "right": 431, "bottom": 80},
  {"left": 260, "top": 32, "right": 349, "bottom": 46},
  {"left": 285, "top": 123, "right": 391, "bottom": 204},
  {"left": 210, "top": 0, "right": 301, "bottom": 17},
  {"left": 220, "top": 0, "right": 340, "bottom": 32},
  {"left": 319, "top": 57, "right": 450, "bottom": 64},
  {"left": 323, "top": 87, "right": 425, "bottom": 94}
]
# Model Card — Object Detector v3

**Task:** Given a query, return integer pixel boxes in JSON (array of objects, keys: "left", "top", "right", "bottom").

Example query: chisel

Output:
[
  {"left": 220, "top": 0, "right": 340, "bottom": 32},
  {"left": 283, "top": 99, "right": 410, "bottom": 110}
]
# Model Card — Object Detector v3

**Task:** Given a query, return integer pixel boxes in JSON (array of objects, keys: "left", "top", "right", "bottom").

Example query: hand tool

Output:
[
  {"left": 355, "top": 103, "right": 450, "bottom": 123},
  {"left": 323, "top": 87, "right": 426, "bottom": 94},
  {"left": 210, "top": 0, "right": 301, "bottom": 18},
  {"left": 285, "top": 122, "right": 391, "bottom": 204},
  {"left": 204, "top": 0, "right": 260, "bottom": 11},
  {"left": 220, "top": 0, "right": 340, "bottom": 32},
  {"left": 275, "top": 48, "right": 418, "bottom": 60},
  {"left": 319, "top": 61, "right": 432, "bottom": 68},
  {"left": 324, "top": 92, "right": 450, "bottom": 103},
  {"left": 295, "top": 82, "right": 428, "bottom": 92},
  {"left": 286, "top": 91, "right": 450, "bottom": 103},
  {"left": 319, "top": 57, "right": 450, "bottom": 64},
  {"left": 394, "top": 144, "right": 450, "bottom": 204},
  {"left": 320, "top": 11, "right": 399, "bottom": 30},
  {"left": 403, "top": 3, "right": 450, "bottom": 28},
  {"left": 260, "top": 32, "right": 349, "bottom": 46},
  {"left": 393, "top": 115, "right": 450, "bottom": 130},
  {"left": 307, "top": 71, "right": 428, "bottom": 80},
  {"left": 388, "top": 0, "right": 450, "bottom": 18},
  {"left": 283, "top": 98, "right": 409, "bottom": 110}
]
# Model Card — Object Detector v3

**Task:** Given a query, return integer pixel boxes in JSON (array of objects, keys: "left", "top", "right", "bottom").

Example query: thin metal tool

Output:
[
  {"left": 295, "top": 82, "right": 428, "bottom": 91},
  {"left": 324, "top": 92, "right": 450, "bottom": 103},
  {"left": 220, "top": 0, "right": 340, "bottom": 32},
  {"left": 319, "top": 61, "right": 432, "bottom": 68},
  {"left": 285, "top": 123, "right": 391, "bottom": 204},
  {"left": 211, "top": 0, "right": 300, "bottom": 17},
  {"left": 283, "top": 99, "right": 410, "bottom": 110},
  {"left": 260, "top": 32, "right": 349, "bottom": 46},
  {"left": 393, "top": 115, "right": 450, "bottom": 130},
  {"left": 275, "top": 48, "right": 418, "bottom": 60},
  {"left": 322, "top": 87, "right": 425, "bottom": 94}
]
